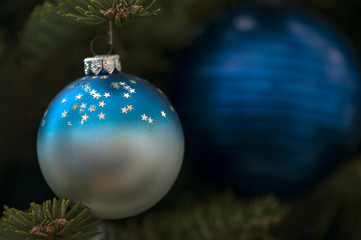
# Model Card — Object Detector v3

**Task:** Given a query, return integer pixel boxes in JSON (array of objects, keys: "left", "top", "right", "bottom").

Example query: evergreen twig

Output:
[
  {"left": 58, "top": 0, "right": 160, "bottom": 27},
  {"left": 0, "top": 198, "right": 100, "bottom": 240},
  {"left": 114, "top": 192, "right": 290, "bottom": 240}
]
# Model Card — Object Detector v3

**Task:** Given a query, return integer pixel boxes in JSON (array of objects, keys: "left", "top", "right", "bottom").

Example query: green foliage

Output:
[
  {"left": 311, "top": 157, "right": 361, "bottom": 240},
  {"left": 113, "top": 192, "right": 290, "bottom": 240},
  {"left": 20, "top": 1, "right": 84, "bottom": 67},
  {"left": 59, "top": 0, "right": 160, "bottom": 27},
  {"left": 0, "top": 198, "right": 100, "bottom": 240}
]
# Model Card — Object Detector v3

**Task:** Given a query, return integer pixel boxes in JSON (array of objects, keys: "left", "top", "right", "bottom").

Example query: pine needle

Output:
[{"left": 0, "top": 198, "right": 100, "bottom": 240}]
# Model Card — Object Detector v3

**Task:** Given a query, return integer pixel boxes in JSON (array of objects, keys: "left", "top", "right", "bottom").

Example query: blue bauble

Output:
[
  {"left": 37, "top": 56, "right": 184, "bottom": 219},
  {"left": 178, "top": 8, "right": 361, "bottom": 195}
]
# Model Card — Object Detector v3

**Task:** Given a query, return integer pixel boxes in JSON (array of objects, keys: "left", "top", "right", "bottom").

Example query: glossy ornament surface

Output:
[
  {"left": 38, "top": 55, "right": 184, "bottom": 219},
  {"left": 178, "top": 8, "right": 361, "bottom": 195}
]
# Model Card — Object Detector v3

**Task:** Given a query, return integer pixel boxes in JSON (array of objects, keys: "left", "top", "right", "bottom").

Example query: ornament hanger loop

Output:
[
  {"left": 90, "top": 35, "right": 113, "bottom": 56},
  {"left": 90, "top": 21, "right": 114, "bottom": 56}
]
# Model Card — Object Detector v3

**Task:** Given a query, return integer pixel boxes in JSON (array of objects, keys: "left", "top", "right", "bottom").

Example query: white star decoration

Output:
[
  {"left": 141, "top": 114, "right": 148, "bottom": 121},
  {"left": 84, "top": 86, "right": 91, "bottom": 92},
  {"left": 90, "top": 90, "right": 97, "bottom": 95},
  {"left": 62, "top": 98, "right": 67, "bottom": 103},
  {"left": 93, "top": 93, "right": 102, "bottom": 99},
  {"left": 123, "top": 93, "right": 130, "bottom": 99},
  {"left": 111, "top": 82, "right": 120, "bottom": 89},
  {"left": 76, "top": 94, "right": 83, "bottom": 100},
  {"left": 80, "top": 103, "right": 87, "bottom": 109},
  {"left": 88, "top": 105, "right": 96, "bottom": 112},
  {"left": 61, "top": 111, "right": 68, "bottom": 118},
  {"left": 127, "top": 105, "right": 133, "bottom": 111},
  {"left": 99, "top": 101, "right": 106, "bottom": 107},
  {"left": 104, "top": 92, "right": 111, "bottom": 98},
  {"left": 98, "top": 112, "right": 105, "bottom": 120},
  {"left": 148, "top": 117, "right": 154, "bottom": 124},
  {"left": 121, "top": 107, "right": 128, "bottom": 114},
  {"left": 161, "top": 111, "right": 167, "bottom": 118},
  {"left": 129, "top": 89, "right": 135, "bottom": 94},
  {"left": 82, "top": 114, "right": 89, "bottom": 121}
]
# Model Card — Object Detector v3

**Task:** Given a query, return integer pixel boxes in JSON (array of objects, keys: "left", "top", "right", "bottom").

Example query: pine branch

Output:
[
  {"left": 113, "top": 192, "right": 290, "bottom": 240},
  {"left": 20, "top": 1, "right": 85, "bottom": 68},
  {"left": 0, "top": 198, "right": 100, "bottom": 240},
  {"left": 58, "top": 0, "right": 160, "bottom": 27}
]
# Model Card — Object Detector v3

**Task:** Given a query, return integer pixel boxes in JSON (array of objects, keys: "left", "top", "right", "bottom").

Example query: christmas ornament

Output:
[
  {"left": 177, "top": 8, "right": 361, "bottom": 195},
  {"left": 37, "top": 55, "right": 184, "bottom": 219}
]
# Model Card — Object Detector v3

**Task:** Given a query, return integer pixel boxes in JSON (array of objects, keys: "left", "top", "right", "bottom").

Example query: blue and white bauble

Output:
[{"left": 37, "top": 55, "right": 184, "bottom": 219}]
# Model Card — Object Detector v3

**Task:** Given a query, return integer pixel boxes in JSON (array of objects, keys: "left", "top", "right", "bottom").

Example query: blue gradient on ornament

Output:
[
  {"left": 38, "top": 73, "right": 184, "bottom": 219},
  {"left": 181, "top": 8, "right": 361, "bottom": 195}
]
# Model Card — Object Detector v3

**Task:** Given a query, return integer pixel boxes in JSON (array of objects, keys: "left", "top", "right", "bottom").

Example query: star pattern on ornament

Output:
[
  {"left": 88, "top": 105, "right": 96, "bottom": 112},
  {"left": 68, "top": 85, "right": 74, "bottom": 89},
  {"left": 84, "top": 86, "right": 91, "bottom": 92},
  {"left": 42, "top": 120, "right": 46, "bottom": 127},
  {"left": 72, "top": 104, "right": 79, "bottom": 111},
  {"left": 62, "top": 110, "right": 68, "bottom": 118},
  {"left": 141, "top": 114, "right": 148, "bottom": 121},
  {"left": 92, "top": 93, "right": 102, "bottom": 99},
  {"left": 76, "top": 94, "right": 83, "bottom": 100},
  {"left": 170, "top": 106, "right": 175, "bottom": 112},
  {"left": 98, "top": 112, "right": 105, "bottom": 120},
  {"left": 92, "top": 76, "right": 98, "bottom": 79},
  {"left": 82, "top": 114, "right": 89, "bottom": 122},
  {"left": 122, "top": 107, "right": 128, "bottom": 114},
  {"left": 111, "top": 82, "right": 120, "bottom": 90},
  {"left": 54, "top": 75, "right": 170, "bottom": 127},
  {"left": 43, "top": 110, "right": 48, "bottom": 117},
  {"left": 161, "top": 111, "right": 167, "bottom": 118},
  {"left": 99, "top": 101, "right": 106, "bottom": 107}
]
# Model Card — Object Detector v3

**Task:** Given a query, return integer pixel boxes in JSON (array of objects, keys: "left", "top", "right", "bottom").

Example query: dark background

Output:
[{"left": 1, "top": 1, "right": 361, "bottom": 239}]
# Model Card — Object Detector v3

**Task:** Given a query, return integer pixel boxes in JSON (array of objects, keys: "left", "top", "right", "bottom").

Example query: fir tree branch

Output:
[
  {"left": 0, "top": 198, "right": 100, "bottom": 240},
  {"left": 57, "top": 0, "right": 161, "bottom": 27},
  {"left": 113, "top": 192, "right": 290, "bottom": 240}
]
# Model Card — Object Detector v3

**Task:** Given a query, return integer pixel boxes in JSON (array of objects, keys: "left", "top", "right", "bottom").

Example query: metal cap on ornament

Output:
[{"left": 84, "top": 55, "right": 121, "bottom": 76}]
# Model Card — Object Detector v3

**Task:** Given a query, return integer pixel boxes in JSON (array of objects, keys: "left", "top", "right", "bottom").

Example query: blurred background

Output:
[{"left": 1, "top": 0, "right": 361, "bottom": 239}]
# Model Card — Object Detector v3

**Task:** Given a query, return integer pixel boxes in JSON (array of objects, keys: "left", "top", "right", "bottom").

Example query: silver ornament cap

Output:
[{"left": 84, "top": 55, "right": 121, "bottom": 76}]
